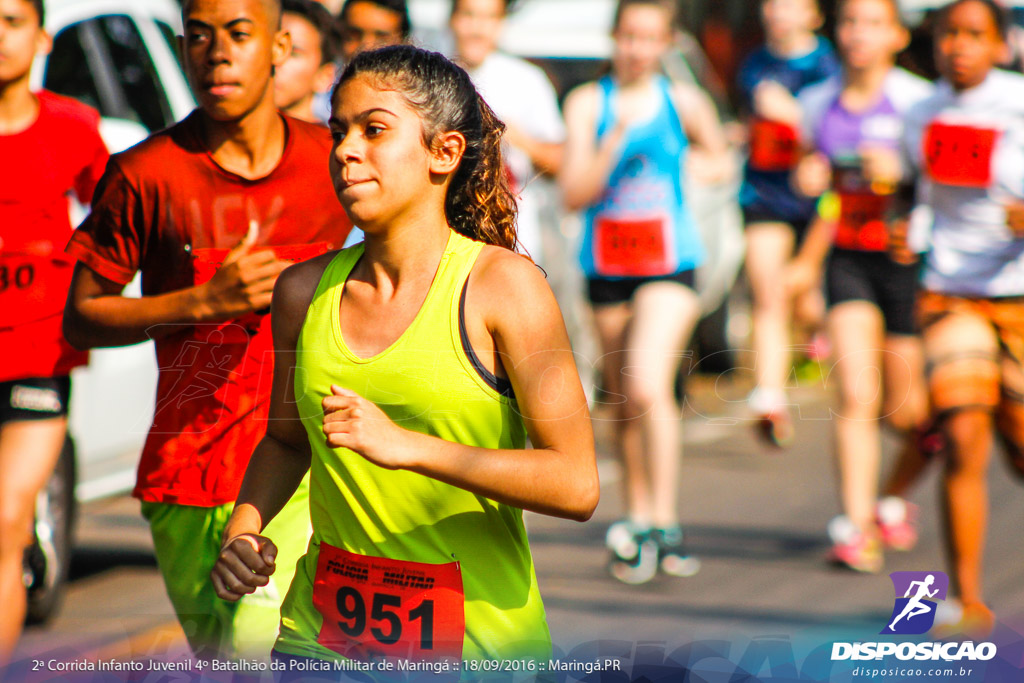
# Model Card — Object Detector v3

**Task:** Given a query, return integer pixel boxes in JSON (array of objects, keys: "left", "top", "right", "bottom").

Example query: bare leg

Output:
[
  {"left": 942, "top": 408, "right": 993, "bottom": 607},
  {"left": 745, "top": 222, "right": 796, "bottom": 410},
  {"left": 622, "top": 282, "right": 702, "bottom": 528},
  {"left": 828, "top": 301, "right": 885, "bottom": 533},
  {"left": 881, "top": 333, "right": 931, "bottom": 497},
  {"left": 592, "top": 303, "right": 651, "bottom": 525},
  {"left": 0, "top": 418, "right": 67, "bottom": 664},
  {"left": 922, "top": 313, "right": 1000, "bottom": 612}
]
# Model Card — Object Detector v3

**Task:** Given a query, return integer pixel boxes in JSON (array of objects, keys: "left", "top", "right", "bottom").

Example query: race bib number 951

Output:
[{"left": 313, "top": 543, "right": 465, "bottom": 661}]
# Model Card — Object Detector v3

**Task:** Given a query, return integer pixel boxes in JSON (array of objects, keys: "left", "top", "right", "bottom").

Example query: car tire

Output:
[{"left": 24, "top": 435, "right": 77, "bottom": 625}]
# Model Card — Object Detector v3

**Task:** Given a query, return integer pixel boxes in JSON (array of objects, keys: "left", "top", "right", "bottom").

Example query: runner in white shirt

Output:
[
  {"left": 901, "top": 0, "right": 1024, "bottom": 639},
  {"left": 449, "top": 0, "right": 565, "bottom": 263}
]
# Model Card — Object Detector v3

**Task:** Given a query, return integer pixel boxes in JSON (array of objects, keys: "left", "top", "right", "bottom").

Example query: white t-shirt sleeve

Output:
[{"left": 516, "top": 60, "right": 566, "bottom": 144}]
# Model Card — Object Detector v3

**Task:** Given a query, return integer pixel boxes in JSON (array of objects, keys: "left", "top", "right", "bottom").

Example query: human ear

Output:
[
  {"left": 272, "top": 27, "right": 292, "bottom": 69},
  {"left": 894, "top": 24, "right": 910, "bottom": 52},
  {"left": 36, "top": 29, "right": 52, "bottom": 58},
  {"left": 430, "top": 130, "right": 467, "bottom": 176}
]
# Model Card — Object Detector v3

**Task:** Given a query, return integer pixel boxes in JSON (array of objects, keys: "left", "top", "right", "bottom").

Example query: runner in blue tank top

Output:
[
  {"left": 560, "top": 0, "right": 730, "bottom": 585},
  {"left": 577, "top": 74, "right": 704, "bottom": 278}
]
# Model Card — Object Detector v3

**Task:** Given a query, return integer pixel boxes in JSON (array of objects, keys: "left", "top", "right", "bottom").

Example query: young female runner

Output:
[
  {"left": 902, "top": 0, "right": 1024, "bottom": 636},
  {"left": 738, "top": 0, "right": 839, "bottom": 445},
  {"left": 211, "top": 44, "right": 598, "bottom": 662},
  {"left": 791, "top": 0, "right": 932, "bottom": 573},
  {"left": 559, "top": 0, "right": 729, "bottom": 584}
]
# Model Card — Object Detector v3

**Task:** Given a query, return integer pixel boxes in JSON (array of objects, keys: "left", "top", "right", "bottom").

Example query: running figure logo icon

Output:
[{"left": 881, "top": 571, "right": 949, "bottom": 635}]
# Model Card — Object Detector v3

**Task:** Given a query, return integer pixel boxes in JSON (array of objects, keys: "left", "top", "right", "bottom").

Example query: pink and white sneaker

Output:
[
  {"left": 827, "top": 516, "right": 883, "bottom": 574},
  {"left": 876, "top": 496, "right": 919, "bottom": 552}
]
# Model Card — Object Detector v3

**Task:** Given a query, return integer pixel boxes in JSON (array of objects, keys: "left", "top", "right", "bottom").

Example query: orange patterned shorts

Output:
[{"left": 918, "top": 291, "right": 1024, "bottom": 447}]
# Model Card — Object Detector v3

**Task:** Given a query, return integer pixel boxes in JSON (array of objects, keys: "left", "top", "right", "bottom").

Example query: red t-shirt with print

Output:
[
  {"left": 67, "top": 111, "right": 351, "bottom": 506},
  {"left": 0, "top": 91, "right": 108, "bottom": 382}
]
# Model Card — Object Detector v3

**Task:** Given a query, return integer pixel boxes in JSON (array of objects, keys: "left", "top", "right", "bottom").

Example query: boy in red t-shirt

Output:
[
  {"left": 64, "top": 0, "right": 351, "bottom": 658},
  {"left": 0, "top": 0, "right": 108, "bottom": 663}
]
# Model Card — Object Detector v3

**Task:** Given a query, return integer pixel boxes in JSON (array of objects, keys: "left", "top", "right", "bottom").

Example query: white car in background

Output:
[{"left": 23, "top": 0, "right": 193, "bottom": 623}]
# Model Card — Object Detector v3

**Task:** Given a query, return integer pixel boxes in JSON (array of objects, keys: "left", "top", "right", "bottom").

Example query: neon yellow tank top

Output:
[{"left": 275, "top": 230, "right": 551, "bottom": 663}]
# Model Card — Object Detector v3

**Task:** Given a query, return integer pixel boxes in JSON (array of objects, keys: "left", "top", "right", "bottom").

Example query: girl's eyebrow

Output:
[{"left": 329, "top": 108, "right": 398, "bottom": 127}]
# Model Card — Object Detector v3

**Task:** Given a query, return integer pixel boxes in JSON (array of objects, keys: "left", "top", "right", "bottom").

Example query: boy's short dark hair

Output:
[
  {"left": 450, "top": 0, "right": 519, "bottom": 15},
  {"left": 340, "top": 0, "right": 412, "bottom": 40},
  {"left": 936, "top": 0, "right": 1008, "bottom": 38},
  {"left": 29, "top": 0, "right": 45, "bottom": 25},
  {"left": 836, "top": 0, "right": 904, "bottom": 26},
  {"left": 283, "top": 0, "right": 340, "bottom": 64}
]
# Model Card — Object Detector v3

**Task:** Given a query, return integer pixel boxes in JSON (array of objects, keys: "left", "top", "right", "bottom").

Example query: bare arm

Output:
[
  {"left": 674, "top": 82, "right": 733, "bottom": 186},
  {"left": 210, "top": 255, "right": 331, "bottom": 601},
  {"left": 322, "top": 250, "right": 599, "bottom": 522},
  {"left": 64, "top": 235, "right": 290, "bottom": 349},
  {"left": 558, "top": 84, "right": 626, "bottom": 212}
]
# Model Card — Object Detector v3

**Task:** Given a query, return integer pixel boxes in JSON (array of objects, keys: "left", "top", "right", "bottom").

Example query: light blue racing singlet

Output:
[{"left": 580, "top": 75, "right": 705, "bottom": 279}]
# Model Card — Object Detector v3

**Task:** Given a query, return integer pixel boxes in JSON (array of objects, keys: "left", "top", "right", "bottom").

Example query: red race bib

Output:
[
  {"left": 923, "top": 122, "right": 1000, "bottom": 188},
  {"left": 835, "top": 192, "right": 891, "bottom": 251},
  {"left": 593, "top": 214, "right": 673, "bottom": 278},
  {"left": 313, "top": 543, "right": 465, "bottom": 662},
  {"left": 749, "top": 118, "right": 800, "bottom": 172},
  {"left": 0, "top": 248, "right": 74, "bottom": 329}
]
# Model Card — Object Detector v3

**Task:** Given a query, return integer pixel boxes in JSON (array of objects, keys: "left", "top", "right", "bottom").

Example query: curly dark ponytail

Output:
[{"left": 334, "top": 45, "right": 521, "bottom": 253}]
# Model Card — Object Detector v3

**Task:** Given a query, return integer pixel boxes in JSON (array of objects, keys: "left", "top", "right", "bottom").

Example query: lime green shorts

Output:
[{"left": 141, "top": 473, "right": 311, "bottom": 659}]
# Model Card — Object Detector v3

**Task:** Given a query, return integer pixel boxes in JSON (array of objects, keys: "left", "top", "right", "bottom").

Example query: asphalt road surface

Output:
[{"left": 10, "top": 379, "right": 1024, "bottom": 680}]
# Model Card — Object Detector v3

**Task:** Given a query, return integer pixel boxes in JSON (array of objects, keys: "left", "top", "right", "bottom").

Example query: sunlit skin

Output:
[
  {"left": 338, "top": 1, "right": 403, "bottom": 62},
  {"left": 787, "top": 0, "right": 930, "bottom": 564},
  {"left": 274, "top": 11, "right": 335, "bottom": 121},
  {"left": 934, "top": 0, "right": 1008, "bottom": 92},
  {"left": 328, "top": 75, "right": 445, "bottom": 234},
  {"left": 0, "top": 0, "right": 50, "bottom": 134},
  {"left": 450, "top": 0, "right": 504, "bottom": 70},
  {"left": 559, "top": 2, "right": 730, "bottom": 535},
  {"left": 836, "top": 0, "right": 907, "bottom": 74},
  {"left": 211, "top": 60, "right": 598, "bottom": 604},
  {"left": 922, "top": 3, "right": 1022, "bottom": 636},
  {"left": 761, "top": 0, "right": 823, "bottom": 53},
  {"left": 611, "top": 3, "right": 672, "bottom": 86},
  {"left": 181, "top": 0, "right": 290, "bottom": 123},
  {"left": 0, "top": 0, "right": 70, "bottom": 665}
]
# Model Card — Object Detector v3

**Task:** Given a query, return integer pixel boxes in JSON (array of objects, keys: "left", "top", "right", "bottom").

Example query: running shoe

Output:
[
  {"left": 748, "top": 388, "right": 794, "bottom": 448},
  {"left": 608, "top": 524, "right": 658, "bottom": 585},
  {"left": 876, "top": 497, "right": 919, "bottom": 551},
  {"left": 930, "top": 601, "right": 995, "bottom": 640},
  {"left": 758, "top": 410, "right": 795, "bottom": 448},
  {"left": 805, "top": 332, "right": 831, "bottom": 362},
  {"left": 826, "top": 516, "right": 883, "bottom": 574},
  {"left": 653, "top": 526, "right": 701, "bottom": 577},
  {"left": 605, "top": 520, "right": 638, "bottom": 558},
  {"left": 916, "top": 420, "right": 948, "bottom": 460}
]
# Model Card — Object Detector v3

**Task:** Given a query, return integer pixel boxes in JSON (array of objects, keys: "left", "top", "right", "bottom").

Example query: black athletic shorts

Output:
[
  {"left": 587, "top": 269, "right": 696, "bottom": 306},
  {"left": 742, "top": 206, "right": 812, "bottom": 244},
  {"left": 0, "top": 376, "right": 71, "bottom": 425},
  {"left": 826, "top": 249, "right": 920, "bottom": 336}
]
